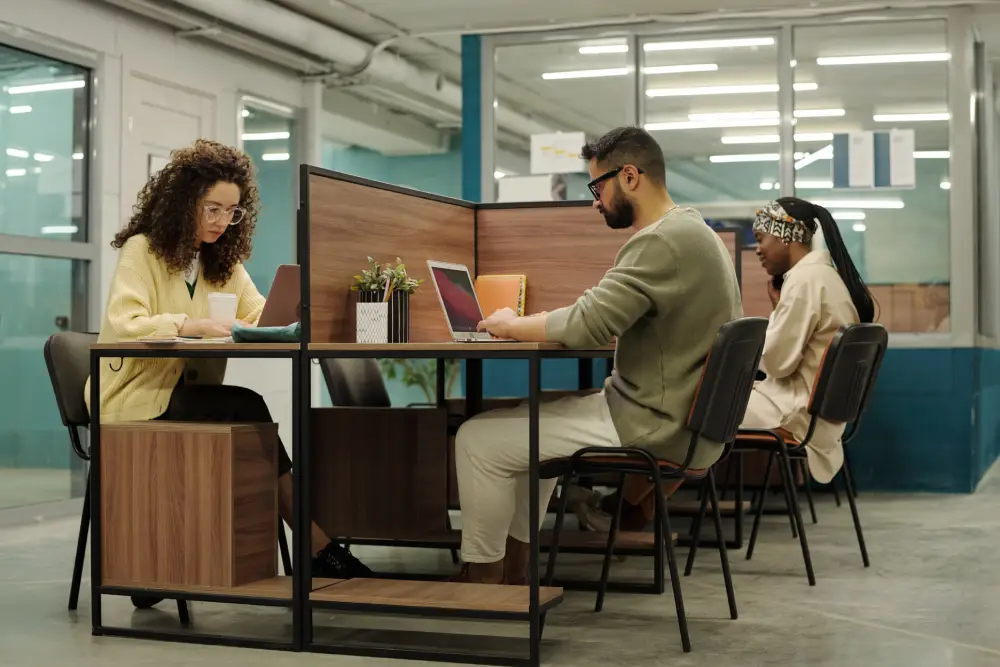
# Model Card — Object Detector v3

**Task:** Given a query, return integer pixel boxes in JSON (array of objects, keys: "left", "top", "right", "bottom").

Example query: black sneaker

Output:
[{"left": 311, "top": 542, "right": 373, "bottom": 579}]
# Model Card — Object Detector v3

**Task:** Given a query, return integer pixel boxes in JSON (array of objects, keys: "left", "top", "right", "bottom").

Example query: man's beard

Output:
[{"left": 600, "top": 191, "right": 635, "bottom": 230}]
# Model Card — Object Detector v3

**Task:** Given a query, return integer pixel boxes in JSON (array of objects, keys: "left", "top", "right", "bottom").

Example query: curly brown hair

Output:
[{"left": 112, "top": 139, "right": 259, "bottom": 285}]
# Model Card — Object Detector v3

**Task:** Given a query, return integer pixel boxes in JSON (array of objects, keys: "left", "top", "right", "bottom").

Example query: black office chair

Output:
[
  {"left": 540, "top": 317, "right": 769, "bottom": 653},
  {"left": 726, "top": 323, "right": 888, "bottom": 586}
]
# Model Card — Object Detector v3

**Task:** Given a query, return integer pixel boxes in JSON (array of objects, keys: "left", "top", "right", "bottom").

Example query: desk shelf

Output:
[
  {"left": 100, "top": 576, "right": 342, "bottom": 606},
  {"left": 341, "top": 529, "right": 675, "bottom": 556},
  {"left": 311, "top": 579, "right": 563, "bottom": 620}
]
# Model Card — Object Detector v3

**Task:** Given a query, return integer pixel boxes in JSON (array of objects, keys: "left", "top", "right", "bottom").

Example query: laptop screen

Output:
[{"left": 431, "top": 266, "right": 483, "bottom": 333}]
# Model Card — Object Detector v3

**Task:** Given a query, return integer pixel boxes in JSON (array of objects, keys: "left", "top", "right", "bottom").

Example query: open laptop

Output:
[
  {"left": 427, "top": 260, "right": 515, "bottom": 342},
  {"left": 258, "top": 264, "right": 301, "bottom": 327}
]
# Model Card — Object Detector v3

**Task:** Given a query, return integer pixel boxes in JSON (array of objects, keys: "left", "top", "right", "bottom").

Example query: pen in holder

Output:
[{"left": 351, "top": 257, "right": 420, "bottom": 344}]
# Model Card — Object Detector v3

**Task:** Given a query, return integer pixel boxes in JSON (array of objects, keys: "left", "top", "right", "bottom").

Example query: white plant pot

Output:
[{"left": 356, "top": 302, "right": 389, "bottom": 344}]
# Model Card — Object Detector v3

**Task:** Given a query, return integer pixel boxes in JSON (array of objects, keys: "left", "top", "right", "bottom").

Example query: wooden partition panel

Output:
[
  {"left": 306, "top": 172, "right": 476, "bottom": 343},
  {"left": 477, "top": 204, "right": 740, "bottom": 314}
]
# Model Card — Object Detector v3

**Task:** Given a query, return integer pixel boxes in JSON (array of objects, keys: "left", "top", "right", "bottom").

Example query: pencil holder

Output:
[{"left": 356, "top": 290, "right": 410, "bottom": 344}]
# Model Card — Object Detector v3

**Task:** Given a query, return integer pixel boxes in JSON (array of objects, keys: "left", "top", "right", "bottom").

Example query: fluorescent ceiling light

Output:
[
  {"left": 579, "top": 44, "right": 629, "bottom": 55},
  {"left": 723, "top": 134, "right": 779, "bottom": 144},
  {"left": 7, "top": 79, "right": 85, "bottom": 94},
  {"left": 646, "top": 119, "right": 778, "bottom": 131},
  {"left": 722, "top": 132, "right": 833, "bottom": 144},
  {"left": 494, "top": 171, "right": 507, "bottom": 179},
  {"left": 760, "top": 182, "right": 777, "bottom": 190},
  {"left": 647, "top": 82, "right": 816, "bottom": 97},
  {"left": 33, "top": 153, "right": 54, "bottom": 162},
  {"left": 915, "top": 150, "right": 950, "bottom": 159},
  {"left": 644, "top": 37, "right": 775, "bottom": 52},
  {"left": 836, "top": 211, "right": 866, "bottom": 221},
  {"left": 261, "top": 152, "right": 290, "bottom": 161},
  {"left": 710, "top": 153, "right": 779, "bottom": 163},
  {"left": 940, "top": 180, "right": 951, "bottom": 190},
  {"left": 41, "top": 225, "right": 78, "bottom": 235},
  {"left": 6, "top": 168, "right": 26, "bottom": 177},
  {"left": 31, "top": 167, "right": 41, "bottom": 174},
  {"left": 5, "top": 148, "right": 28, "bottom": 158},
  {"left": 817, "top": 52, "right": 950, "bottom": 66},
  {"left": 9, "top": 105, "right": 31, "bottom": 114},
  {"left": 543, "top": 67, "right": 630, "bottom": 80},
  {"left": 852, "top": 223, "right": 867, "bottom": 232},
  {"left": 644, "top": 63, "right": 718, "bottom": 75},
  {"left": 873, "top": 112, "right": 949, "bottom": 122},
  {"left": 795, "top": 144, "right": 834, "bottom": 170},
  {"left": 690, "top": 111, "right": 778, "bottom": 121},
  {"left": 813, "top": 198, "right": 904, "bottom": 209},
  {"left": 72, "top": 152, "right": 84, "bottom": 160},
  {"left": 241, "top": 131, "right": 290, "bottom": 141},
  {"left": 794, "top": 108, "right": 846, "bottom": 118},
  {"left": 241, "top": 109, "right": 250, "bottom": 118}
]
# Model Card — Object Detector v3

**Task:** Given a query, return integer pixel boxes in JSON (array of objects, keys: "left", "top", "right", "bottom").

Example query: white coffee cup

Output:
[{"left": 207, "top": 292, "right": 238, "bottom": 323}]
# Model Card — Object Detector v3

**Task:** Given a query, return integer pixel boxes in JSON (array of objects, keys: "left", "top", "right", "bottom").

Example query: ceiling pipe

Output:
[{"left": 170, "top": 0, "right": 552, "bottom": 137}]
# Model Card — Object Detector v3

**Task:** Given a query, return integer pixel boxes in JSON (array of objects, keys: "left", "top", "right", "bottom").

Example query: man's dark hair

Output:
[{"left": 580, "top": 126, "right": 666, "bottom": 186}]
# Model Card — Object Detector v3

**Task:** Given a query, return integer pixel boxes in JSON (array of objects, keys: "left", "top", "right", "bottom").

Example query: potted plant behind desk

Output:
[{"left": 351, "top": 256, "right": 421, "bottom": 344}]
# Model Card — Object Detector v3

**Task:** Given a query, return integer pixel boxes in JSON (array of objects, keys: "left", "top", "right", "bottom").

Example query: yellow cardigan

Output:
[{"left": 84, "top": 234, "right": 266, "bottom": 423}]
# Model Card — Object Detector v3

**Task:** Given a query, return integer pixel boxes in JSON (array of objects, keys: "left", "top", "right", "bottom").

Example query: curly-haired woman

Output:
[{"left": 85, "top": 140, "right": 369, "bottom": 593}]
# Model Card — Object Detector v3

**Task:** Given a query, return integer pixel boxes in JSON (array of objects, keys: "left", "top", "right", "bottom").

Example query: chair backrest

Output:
[
  {"left": 319, "top": 358, "right": 392, "bottom": 407},
  {"left": 687, "top": 317, "right": 769, "bottom": 445},
  {"left": 808, "top": 323, "right": 888, "bottom": 424},
  {"left": 43, "top": 331, "right": 97, "bottom": 429}
]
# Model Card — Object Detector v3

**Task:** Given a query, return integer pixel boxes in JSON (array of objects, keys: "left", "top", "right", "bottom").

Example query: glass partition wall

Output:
[
  {"left": 490, "top": 16, "right": 955, "bottom": 334},
  {"left": 0, "top": 43, "right": 92, "bottom": 509}
]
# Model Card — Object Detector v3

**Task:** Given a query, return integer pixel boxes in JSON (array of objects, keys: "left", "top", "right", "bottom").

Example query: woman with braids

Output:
[
  {"left": 85, "top": 140, "right": 370, "bottom": 590},
  {"left": 573, "top": 196, "right": 875, "bottom": 532}
]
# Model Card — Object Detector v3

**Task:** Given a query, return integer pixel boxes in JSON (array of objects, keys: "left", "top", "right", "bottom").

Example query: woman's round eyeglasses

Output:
[{"left": 203, "top": 204, "right": 245, "bottom": 225}]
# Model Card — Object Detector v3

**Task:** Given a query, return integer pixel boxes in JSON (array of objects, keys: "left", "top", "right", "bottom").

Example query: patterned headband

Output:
[{"left": 752, "top": 200, "right": 817, "bottom": 245}]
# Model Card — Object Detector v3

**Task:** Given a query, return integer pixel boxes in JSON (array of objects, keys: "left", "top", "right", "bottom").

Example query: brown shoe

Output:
[{"left": 503, "top": 536, "right": 530, "bottom": 585}]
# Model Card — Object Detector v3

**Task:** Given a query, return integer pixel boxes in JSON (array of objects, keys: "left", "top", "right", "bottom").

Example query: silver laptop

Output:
[{"left": 427, "top": 260, "right": 515, "bottom": 342}]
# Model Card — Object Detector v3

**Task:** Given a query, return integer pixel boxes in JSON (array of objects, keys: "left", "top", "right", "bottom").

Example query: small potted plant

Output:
[{"left": 351, "top": 257, "right": 421, "bottom": 343}]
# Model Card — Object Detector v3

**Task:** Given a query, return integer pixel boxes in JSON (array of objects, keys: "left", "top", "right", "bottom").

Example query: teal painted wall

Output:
[{"left": 323, "top": 142, "right": 462, "bottom": 200}]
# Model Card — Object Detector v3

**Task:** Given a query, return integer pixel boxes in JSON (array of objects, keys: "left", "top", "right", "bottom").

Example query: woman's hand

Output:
[
  {"left": 179, "top": 318, "right": 234, "bottom": 338},
  {"left": 477, "top": 307, "right": 518, "bottom": 338}
]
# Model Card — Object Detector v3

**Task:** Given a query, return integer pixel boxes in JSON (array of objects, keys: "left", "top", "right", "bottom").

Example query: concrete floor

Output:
[{"left": 2, "top": 469, "right": 1000, "bottom": 667}]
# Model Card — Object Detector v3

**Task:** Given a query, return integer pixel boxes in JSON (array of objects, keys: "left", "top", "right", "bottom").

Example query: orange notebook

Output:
[{"left": 475, "top": 274, "right": 527, "bottom": 317}]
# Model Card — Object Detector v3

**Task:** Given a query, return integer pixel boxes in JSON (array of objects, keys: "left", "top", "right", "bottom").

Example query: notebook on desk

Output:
[{"left": 427, "top": 260, "right": 518, "bottom": 343}]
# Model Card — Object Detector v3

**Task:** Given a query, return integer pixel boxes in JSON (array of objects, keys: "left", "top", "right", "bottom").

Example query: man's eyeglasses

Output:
[{"left": 587, "top": 166, "right": 644, "bottom": 200}]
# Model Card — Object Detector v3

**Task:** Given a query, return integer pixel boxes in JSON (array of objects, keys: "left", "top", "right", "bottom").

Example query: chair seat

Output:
[
  {"left": 540, "top": 453, "right": 708, "bottom": 480},
  {"left": 734, "top": 429, "right": 802, "bottom": 448}
]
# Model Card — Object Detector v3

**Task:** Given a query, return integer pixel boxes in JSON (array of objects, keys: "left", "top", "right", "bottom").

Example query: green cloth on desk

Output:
[{"left": 231, "top": 321, "right": 300, "bottom": 343}]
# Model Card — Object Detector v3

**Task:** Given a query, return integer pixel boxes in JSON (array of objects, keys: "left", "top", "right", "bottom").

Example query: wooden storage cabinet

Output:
[{"left": 100, "top": 421, "right": 279, "bottom": 589}]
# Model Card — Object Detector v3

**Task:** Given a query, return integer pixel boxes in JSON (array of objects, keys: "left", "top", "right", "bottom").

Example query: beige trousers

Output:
[{"left": 455, "top": 391, "right": 621, "bottom": 563}]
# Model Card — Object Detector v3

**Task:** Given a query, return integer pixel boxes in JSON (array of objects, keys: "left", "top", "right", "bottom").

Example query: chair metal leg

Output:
[
  {"left": 707, "top": 470, "right": 738, "bottom": 620},
  {"left": 719, "top": 457, "right": 734, "bottom": 501},
  {"left": 278, "top": 521, "right": 293, "bottom": 575},
  {"left": 775, "top": 453, "right": 799, "bottom": 539},
  {"left": 69, "top": 481, "right": 90, "bottom": 611},
  {"left": 800, "top": 459, "right": 818, "bottom": 524},
  {"left": 683, "top": 476, "right": 710, "bottom": 576},
  {"left": 177, "top": 600, "right": 190, "bottom": 626},
  {"left": 844, "top": 449, "right": 858, "bottom": 498},
  {"left": 776, "top": 444, "right": 816, "bottom": 585},
  {"left": 841, "top": 467, "right": 870, "bottom": 567},
  {"left": 746, "top": 450, "right": 775, "bottom": 561},
  {"left": 595, "top": 474, "right": 626, "bottom": 612},
  {"left": 544, "top": 474, "right": 572, "bottom": 587},
  {"left": 654, "top": 479, "right": 691, "bottom": 653}
]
